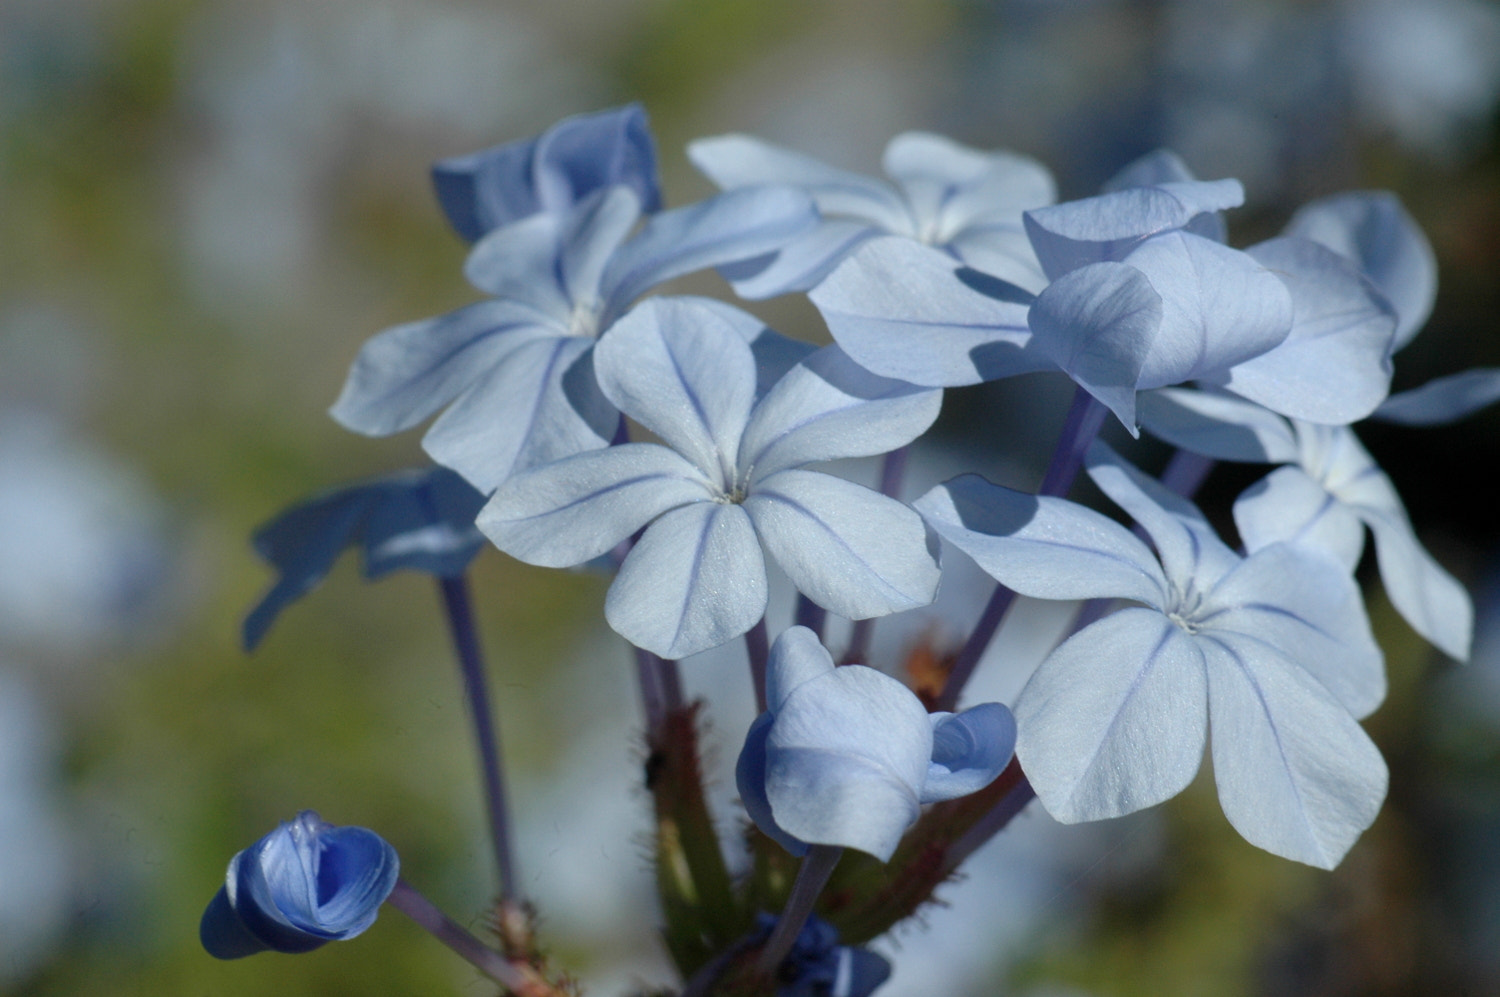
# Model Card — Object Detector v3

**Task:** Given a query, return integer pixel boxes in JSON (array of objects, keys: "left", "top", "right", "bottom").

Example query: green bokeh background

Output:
[{"left": 3, "top": 1, "right": 1499, "bottom": 994}]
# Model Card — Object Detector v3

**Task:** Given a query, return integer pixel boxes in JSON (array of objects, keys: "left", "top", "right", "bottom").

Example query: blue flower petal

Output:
[
  {"left": 431, "top": 104, "right": 660, "bottom": 242},
  {"left": 201, "top": 812, "right": 398, "bottom": 959},
  {"left": 1284, "top": 190, "right": 1436, "bottom": 349},
  {"left": 921, "top": 702, "right": 1016, "bottom": 803},
  {"left": 243, "top": 468, "right": 485, "bottom": 651},
  {"left": 1373, "top": 367, "right": 1500, "bottom": 426}
]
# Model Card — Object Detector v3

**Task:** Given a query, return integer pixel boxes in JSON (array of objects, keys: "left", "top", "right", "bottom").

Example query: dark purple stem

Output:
[
  {"left": 387, "top": 879, "right": 557, "bottom": 995},
  {"left": 757, "top": 845, "right": 843, "bottom": 976},
  {"left": 437, "top": 575, "right": 518, "bottom": 902},
  {"left": 794, "top": 596, "right": 827, "bottom": 640},
  {"left": 936, "top": 386, "right": 1108, "bottom": 711},
  {"left": 746, "top": 616, "right": 770, "bottom": 714},
  {"left": 1160, "top": 448, "right": 1216, "bottom": 498}
]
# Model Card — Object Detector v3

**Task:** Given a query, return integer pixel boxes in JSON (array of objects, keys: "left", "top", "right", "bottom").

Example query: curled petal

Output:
[
  {"left": 765, "top": 663, "right": 933, "bottom": 860},
  {"left": 1027, "top": 261, "right": 1160, "bottom": 430},
  {"left": 1137, "top": 387, "right": 1299, "bottom": 463},
  {"left": 1360, "top": 502, "right": 1473, "bottom": 661},
  {"left": 1373, "top": 368, "right": 1500, "bottom": 426},
  {"left": 1285, "top": 190, "right": 1436, "bottom": 349},
  {"left": 914, "top": 473, "right": 1167, "bottom": 606},
  {"left": 431, "top": 103, "right": 660, "bottom": 241},
  {"left": 243, "top": 467, "right": 486, "bottom": 651},
  {"left": 200, "top": 812, "right": 398, "bottom": 959},
  {"left": 922, "top": 703, "right": 1017, "bottom": 803},
  {"left": 809, "top": 237, "right": 1043, "bottom": 387},
  {"left": 746, "top": 470, "right": 939, "bottom": 621},
  {"left": 605, "top": 502, "right": 768, "bottom": 659},
  {"left": 1120, "top": 232, "right": 1293, "bottom": 391},
  {"left": 1214, "top": 237, "right": 1396, "bottom": 423},
  {"left": 1023, "top": 179, "right": 1245, "bottom": 280}
]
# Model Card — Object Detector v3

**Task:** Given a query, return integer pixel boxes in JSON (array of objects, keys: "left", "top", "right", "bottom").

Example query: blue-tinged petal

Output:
[
  {"left": 421, "top": 335, "right": 614, "bottom": 492},
  {"left": 478, "top": 443, "right": 711, "bottom": 568},
  {"left": 1203, "top": 541, "right": 1385, "bottom": 719},
  {"left": 594, "top": 298, "right": 757, "bottom": 484},
  {"left": 736, "top": 712, "right": 806, "bottom": 856},
  {"left": 746, "top": 470, "right": 939, "bottom": 621},
  {"left": 431, "top": 104, "right": 659, "bottom": 241},
  {"left": 1015, "top": 609, "right": 1208, "bottom": 822},
  {"left": 242, "top": 489, "right": 375, "bottom": 653},
  {"left": 558, "top": 186, "right": 645, "bottom": 308},
  {"left": 881, "top": 133, "right": 1055, "bottom": 238},
  {"left": 359, "top": 468, "right": 487, "bottom": 579},
  {"left": 1373, "top": 368, "right": 1500, "bottom": 426},
  {"left": 599, "top": 186, "right": 817, "bottom": 317},
  {"left": 1212, "top": 237, "right": 1396, "bottom": 423},
  {"left": 1027, "top": 262, "right": 1160, "bottom": 430},
  {"left": 605, "top": 501, "right": 767, "bottom": 659},
  {"left": 1233, "top": 466, "right": 1366, "bottom": 571},
  {"left": 765, "top": 663, "right": 933, "bottom": 860},
  {"left": 1354, "top": 496, "right": 1473, "bottom": 661},
  {"left": 739, "top": 345, "right": 941, "bottom": 479},
  {"left": 330, "top": 300, "right": 558, "bottom": 437},
  {"left": 1085, "top": 442, "right": 1240, "bottom": 590},
  {"left": 1201, "top": 632, "right": 1387, "bottom": 870},
  {"left": 1285, "top": 191, "right": 1436, "bottom": 349},
  {"left": 201, "top": 812, "right": 398, "bottom": 959},
  {"left": 921, "top": 702, "right": 1016, "bottom": 803},
  {"left": 1136, "top": 387, "right": 1299, "bottom": 463},
  {"left": 1101, "top": 150, "right": 1227, "bottom": 243},
  {"left": 723, "top": 218, "right": 879, "bottom": 299},
  {"left": 656, "top": 295, "right": 818, "bottom": 400},
  {"left": 1023, "top": 179, "right": 1245, "bottom": 280},
  {"left": 945, "top": 223, "right": 1049, "bottom": 295},
  {"left": 529, "top": 104, "right": 661, "bottom": 217},
  {"left": 765, "top": 624, "right": 837, "bottom": 713},
  {"left": 810, "top": 237, "right": 1046, "bottom": 387},
  {"left": 913, "top": 473, "right": 1167, "bottom": 606},
  {"left": 687, "top": 134, "right": 909, "bottom": 230},
  {"left": 461, "top": 212, "right": 570, "bottom": 311},
  {"left": 242, "top": 468, "right": 486, "bottom": 651},
  {"left": 1120, "top": 232, "right": 1293, "bottom": 390}
]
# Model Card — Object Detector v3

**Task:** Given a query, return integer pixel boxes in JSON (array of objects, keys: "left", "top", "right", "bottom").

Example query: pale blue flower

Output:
[
  {"left": 916, "top": 443, "right": 1387, "bottom": 868},
  {"left": 689, "top": 131, "right": 1055, "bottom": 299},
  {"left": 200, "top": 812, "right": 399, "bottom": 959},
  {"left": 1288, "top": 189, "right": 1500, "bottom": 428},
  {"left": 753, "top": 912, "right": 891, "bottom": 997},
  {"left": 431, "top": 104, "right": 661, "bottom": 242},
  {"left": 478, "top": 299, "right": 942, "bottom": 659},
  {"left": 808, "top": 173, "right": 1298, "bottom": 422},
  {"left": 735, "top": 627, "right": 1015, "bottom": 861},
  {"left": 242, "top": 466, "right": 486, "bottom": 651},
  {"left": 1139, "top": 387, "right": 1473, "bottom": 660},
  {"left": 812, "top": 159, "right": 1401, "bottom": 428},
  {"left": 332, "top": 184, "right": 817, "bottom": 492}
]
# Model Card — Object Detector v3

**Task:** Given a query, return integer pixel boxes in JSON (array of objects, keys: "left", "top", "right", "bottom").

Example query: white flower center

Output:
[
  {"left": 1166, "top": 581, "right": 1208, "bottom": 634},
  {"left": 567, "top": 299, "right": 603, "bottom": 339}
]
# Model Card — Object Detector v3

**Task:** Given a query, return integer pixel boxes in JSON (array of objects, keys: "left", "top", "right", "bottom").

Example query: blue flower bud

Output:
[{"left": 200, "top": 812, "right": 399, "bottom": 959}]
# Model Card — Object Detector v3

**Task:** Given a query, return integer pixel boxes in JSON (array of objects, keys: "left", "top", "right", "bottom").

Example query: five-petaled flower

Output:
[
  {"left": 477, "top": 298, "right": 944, "bottom": 659},
  {"left": 917, "top": 442, "right": 1388, "bottom": 868}
]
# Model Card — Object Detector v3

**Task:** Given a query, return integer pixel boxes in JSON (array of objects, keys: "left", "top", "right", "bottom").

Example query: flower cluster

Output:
[{"left": 212, "top": 104, "right": 1486, "bottom": 994}]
